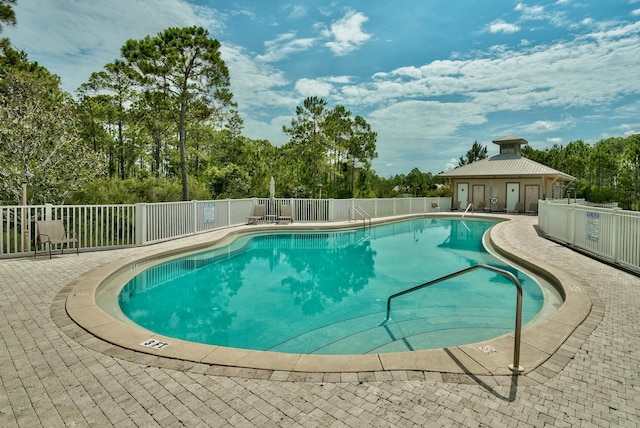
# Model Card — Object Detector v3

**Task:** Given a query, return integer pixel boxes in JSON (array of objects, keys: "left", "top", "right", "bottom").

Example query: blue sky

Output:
[{"left": 6, "top": 0, "right": 640, "bottom": 177}]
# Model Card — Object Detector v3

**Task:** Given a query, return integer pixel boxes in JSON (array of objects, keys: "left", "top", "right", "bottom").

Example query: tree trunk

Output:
[
  {"left": 118, "top": 119, "right": 125, "bottom": 180},
  {"left": 179, "top": 101, "right": 189, "bottom": 201}
]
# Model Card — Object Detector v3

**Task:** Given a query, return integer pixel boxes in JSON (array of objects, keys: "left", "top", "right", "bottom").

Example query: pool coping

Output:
[{"left": 64, "top": 214, "right": 593, "bottom": 376}]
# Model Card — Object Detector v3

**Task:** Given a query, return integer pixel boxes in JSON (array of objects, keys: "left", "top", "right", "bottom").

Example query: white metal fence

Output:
[
  {"left": 1, "top": 196, "right": 450, "bottom": 258},
  {"left": 538, "top": 200, "right": 640, "bottom": 273}
]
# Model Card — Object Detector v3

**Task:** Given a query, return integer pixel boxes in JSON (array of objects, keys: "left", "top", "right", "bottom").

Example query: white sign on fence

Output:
[
  {"left": 203, "top": 203, "right": 215, "bottom": 224},
  {"left": 586, "top": 211, "right": 600, "bottom": 242}
]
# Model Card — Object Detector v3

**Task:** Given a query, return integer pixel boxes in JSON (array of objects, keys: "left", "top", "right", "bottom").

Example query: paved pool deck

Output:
[{"left": 1, "top": 214, "right": 639, "bottom": 427}]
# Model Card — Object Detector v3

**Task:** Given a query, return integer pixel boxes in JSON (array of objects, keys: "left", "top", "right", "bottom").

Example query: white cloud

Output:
[
  {"left": 489, "top": 21, "right": 521, "bottom": 34},
  {"left": 221, "top": 44, "right": 293, "bottom": 107},
  {"left": 220, "top": 43, "right": 298, "bottom": 145},
  {"left": 321, "top": 10, "right": 371, "bottom": 56},
  {"left": 256, "top": 32, "right": 316, "bottom": 62},
  {"left": 326, "top": 19, "right": 640, "bottom": 174},
  {"left": 346, "top": 21, "right": 640, "bottom": 114},
  {"left": 515, "top": 4, "right": 546, "bottom": 20},
  {"left": 294, "top": 76, "right": 352, "bottom": 98},
  {"left": 514, "top": 118, "right": 577, "bottom": 135},
  {"left": 7, "top": 0, "right": 221, "bottom": 92},
  {"left": 295, "top": 78, "right": 335, "bottom": 98},
  {"left": 286, "top": 5, "right": 307, "bottom": 19},
  {"left": 445, "top": 159, "right": 458, "bottom": 172},
  {"left": 242, "top": 115, "right": 291, "bottom": 146}
]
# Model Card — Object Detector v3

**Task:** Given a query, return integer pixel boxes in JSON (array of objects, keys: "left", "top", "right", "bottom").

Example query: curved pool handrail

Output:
[
  {"left": 460, "top": 202, "right": 474, "bottom": 220},
  {"left": 384, "top": 264, "right": 524, "bottom": 374},
  {"left": 349, "top": 206, "right": 371, "bottom": 229}
]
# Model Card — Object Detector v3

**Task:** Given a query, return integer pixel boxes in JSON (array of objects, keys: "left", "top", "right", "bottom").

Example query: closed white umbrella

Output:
[
  {"left": 269, "top": 177, "right": 276, "bottom": 216},
  {"left": 269, "top": 176, "right": 275, "bottom": 200}
]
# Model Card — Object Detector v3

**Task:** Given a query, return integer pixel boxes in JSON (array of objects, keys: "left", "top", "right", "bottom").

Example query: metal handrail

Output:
[
  {"left": 460, "top": 202, "right": 474, "bottom": 220},
  {"left": 349, "top": 206, "right": 371, "bottom": 229},
  {"left": 384, "top": 264, "right": 524, "bottom": 373}
]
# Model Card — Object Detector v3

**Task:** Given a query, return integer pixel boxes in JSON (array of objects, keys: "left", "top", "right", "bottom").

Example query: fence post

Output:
[
  {"left": 135, "top": 203, "right": 147, "bottom": 246},
  {"left": 328, "top": 199, "right": 334, "bottom": 222},
  {"left": 44, "top": 203, "right": 53, "bottom": 220},
  {"left": 192, "top": 200, "right": 198, "bottom": 234},
  {"left": 570, "top": 203, "right": 576, "bottom": 245},
  {"left": 612, "top": 208, "right": 621, "bottom": 264}
]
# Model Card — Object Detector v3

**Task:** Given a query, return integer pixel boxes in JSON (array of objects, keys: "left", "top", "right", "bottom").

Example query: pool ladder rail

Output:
[
  {"left": 460, "top": 202, "right": 474, "bottom": 231},
  {"left": 383, "top": 264, "right": 524, "bottom": 374},
  {"left": 349, "top": 206, "right": 372, "bottom": 229}
]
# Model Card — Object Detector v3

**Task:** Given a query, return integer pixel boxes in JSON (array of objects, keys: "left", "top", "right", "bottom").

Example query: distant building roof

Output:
[
  {"left": 439, "top": 134, "right": 575, "bottom": 181},
  {"left": 439, "top": 153, "right": 575, "bottom": 180},
  {"left": 492, "top": 135, "right": 528, "bottom": 145}
]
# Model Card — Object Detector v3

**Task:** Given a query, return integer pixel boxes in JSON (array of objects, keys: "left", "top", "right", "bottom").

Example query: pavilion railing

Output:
[{"left": 0, "top": 196, "right": 450, "bottom": 258}]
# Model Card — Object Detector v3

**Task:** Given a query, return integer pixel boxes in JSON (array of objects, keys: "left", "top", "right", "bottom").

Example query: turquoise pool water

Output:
[{"left": 119, "top": 218, "right": 544, "bottom": 354}]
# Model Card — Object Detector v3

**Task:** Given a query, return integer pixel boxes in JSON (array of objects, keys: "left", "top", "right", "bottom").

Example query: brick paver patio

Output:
[{"left": 1, "top": 215, "right": 638, "bottom": 427}]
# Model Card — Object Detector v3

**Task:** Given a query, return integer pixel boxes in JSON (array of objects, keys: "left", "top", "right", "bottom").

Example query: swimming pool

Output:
[{"left": 117, "top": 218, "right": 546, "bottom": 355}]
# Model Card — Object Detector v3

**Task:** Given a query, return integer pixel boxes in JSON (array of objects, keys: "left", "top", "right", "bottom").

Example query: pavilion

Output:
[{"left": 438, "top": 135, "right": 575, "bottom": 213}]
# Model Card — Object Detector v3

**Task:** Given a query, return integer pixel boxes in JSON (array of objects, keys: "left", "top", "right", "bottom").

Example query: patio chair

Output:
[
  {"left": 431, "top": 202, "right": 441, "bottom": 212},
  {"left": 246, "top": 204, "right": 266, "bottom": 224},
  {"left": 494, "top": 202, "right": 507, "bottom": 213},
  {"left": 277, "top": 204, "right": 293, "bottom": 224},
  {"left": 526, "top": 203, "right": 538, "bottom": 215},
  {"left": 474, "top": 201, "right": 486, "bottom": 212},
  {"left": 513, "top": 202, "right": 524, "bottom": 214},
  {"left": 35, "top": 220, "right": 78, "bottom": 259}
]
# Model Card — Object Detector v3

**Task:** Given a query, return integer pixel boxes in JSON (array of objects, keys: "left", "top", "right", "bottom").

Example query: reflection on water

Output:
[
  {"left": 120, "top": 229, "right": 377, "bottom": 342},
  {"left": 118, "top": 218, "right": 544, "bottom": 353}
]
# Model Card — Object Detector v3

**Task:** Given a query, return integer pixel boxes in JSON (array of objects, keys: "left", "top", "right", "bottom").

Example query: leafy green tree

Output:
[
  {"left": 590, "top": 138, "right": 623, "bottom": 188},
  {"left": 0, "top": 67, "right": 105, "bottom": 204},
  {"left": 122, "top": 26, "right": 234, "bottom": 201},
  {"left": 0, "top": 0, "right": 16, "bottom": 33},
  {"left": 323, "top": 105, "right": 352, "bottom": 194},
  {"left": 283, "top": 96, "right": 328, "bottom": 197},
  {"left": 79, "top": 60, "right": 140, "bottom": 179},
  {"left": 458, "top": 140, "right": 487, "bottom": 166},
  {"left": 0, "top": 0, "right": 16, "bottom": 76},
  {"left": 345, "top": 115, "right": 377, "bottom": 197},
  {"left": 562, "top": 140, "right": 591, "bottom": 178},
  {"left": 69, "top": 176, "right": 210, "bottom": 204},
  {"left": 75, "top": 89, "right": 113, "bottom": 156},
  {"left": 619, "top": 134, "right": 640, "bottom": 210},
  {"left": 128, "top": 90, "right": 176, "bottom": 178},
  {"left": 282, "top": 99, "right": 377, "bottom": 198}
]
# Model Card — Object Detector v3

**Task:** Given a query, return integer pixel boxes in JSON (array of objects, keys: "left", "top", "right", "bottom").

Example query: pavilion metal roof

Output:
[
  {"left": 492, "top": 134, "right": 528, "bottom": 145},
  {"left": 439, "top": 153, "right": 575, "bottom": 180}
]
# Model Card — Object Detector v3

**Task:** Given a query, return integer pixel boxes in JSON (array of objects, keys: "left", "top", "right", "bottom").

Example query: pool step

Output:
[{"left": 268, "top": 306, "right": 515, "bottom": 354}]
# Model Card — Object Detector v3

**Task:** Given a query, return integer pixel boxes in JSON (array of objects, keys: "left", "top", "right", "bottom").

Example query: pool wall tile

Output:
[
  {"left": 202, "top": 348, "right": 300, "bottom": 371},
  {"left": 294, "top": 354, "right": 383, "bottom": 372}
]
